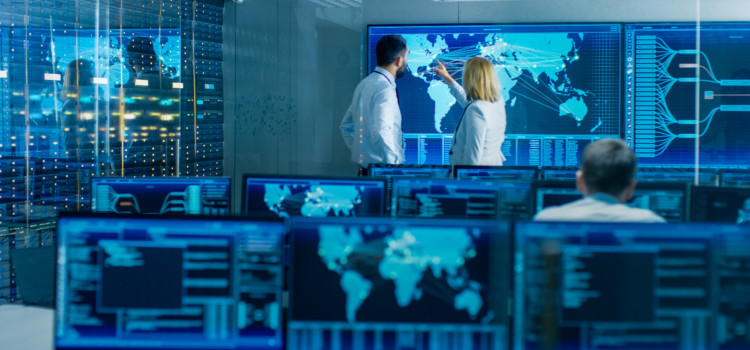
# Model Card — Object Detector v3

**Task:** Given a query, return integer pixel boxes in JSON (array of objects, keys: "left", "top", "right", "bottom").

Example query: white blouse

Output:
[{"left": 448, "top": 81, "right": 507, "bottom": 166}]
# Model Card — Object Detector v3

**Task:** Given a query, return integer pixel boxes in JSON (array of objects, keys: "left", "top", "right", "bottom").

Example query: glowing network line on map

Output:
[{"left": 417, "top": 37, "right": 583, "bottom": 114}]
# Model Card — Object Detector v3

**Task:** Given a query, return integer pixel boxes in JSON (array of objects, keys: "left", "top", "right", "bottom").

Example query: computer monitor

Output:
[
  {"left": 534, "top": 181, "right": 688, "bottom": 222},
  {"left": 691, "top": 186, "right": 750, "bottom": 223},
  {"left": 91, "top": 177, "right": 231, "bottom": 216},
  {"left": 368, "top": 164, "right": 452, "bottom": 178},
  {"left": 242, "top": 175, "right": 386, "bottom": 218},
  {"left": 513, "top": 221, "right": 750, "bottom": 350},
  {"left": 720, "top": 170, "right": 750, "bottom": 187},
  {"left": 540, "top": 167, "right": 579, "bottom": 181},
  {"left": 454, "top": 166, "right": 539, "bottom": 181},
  {"left": 391, "top": 178, "right": 503, "bottom": 219},
  {"left": 55, "top": 214, "right": 285, "bottom": 350},
  {"left": 369, "top": 24, "right": 621, "bottom": 166},
  {"left": 637, "top": 167, "right": 718, "bottom": 185},
  {"left": 289, "top": 217, "right": 511, "bottom": 350},
  {"left": 626, "top": 23, "right": 750, "bottom": 168}
]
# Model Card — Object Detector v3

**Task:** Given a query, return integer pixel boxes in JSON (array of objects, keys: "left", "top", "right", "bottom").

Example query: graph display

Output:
[
  {"left": 91, "top": 177, "right": 231, "bottom": 216},
  {"left": 56, "top": 215, "right": 285, "bottom": 350},
  {"left": 514, "top": 222, "right": 750, "bottom": 350},
  {"left": 626, "top": 23, "right": 750, "bottom": 168},
  {"left": 391, "top": 178, "right": 503, "bottom": 219},
  {"left": 289, "top": 217, "right": 511, "bottom": 350},
  {"left": 534, "top": 181, "right": 687, "bottom": 222},
  {"left": 243, "top": 176, "right": 386, "bottom": 218},
  {"left": 369, "top": 24, "right": 621, "bottom": 166}
]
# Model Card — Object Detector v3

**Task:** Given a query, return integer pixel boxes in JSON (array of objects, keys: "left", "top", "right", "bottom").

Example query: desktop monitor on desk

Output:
[
  {"left": 691, "top": 186, "right": 750, "bottom": 223},
  {"left": 242, "top": 175, "right": 386, "bottom": 218},
  {"left": 513, "top": 221, "right": 750, "bottom": 350},
  {"left": 91, "top": 177, "right": 231, "bottom": 216},
  {"left": 55, "top": 214, "right": 286, "bottom": 350},
  {"left": 391, "top": 178, "right": 504, "bottom": 219},
  {"left": 368, "top": 164, "right": 452, "bottom": 178},
  {"left": 533, "top": 181, "right": 689, "bottom": 222},
  {"left": 637, "top": 168, "right": 717, "bottom": 185},
  {"left": 288, "top": 216, "right": 511, "bottom": 350},
  {"left": 720, "top": 170, "right": 750, "bottom": 187}
]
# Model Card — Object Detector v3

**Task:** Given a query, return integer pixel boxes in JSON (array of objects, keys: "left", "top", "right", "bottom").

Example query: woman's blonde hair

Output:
[{"left": 462, "top": 57, "right": 500, "bottom": 103}]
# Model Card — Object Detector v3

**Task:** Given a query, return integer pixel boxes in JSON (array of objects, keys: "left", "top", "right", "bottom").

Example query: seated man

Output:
[
  {"left": 535, "top": 138, "right": 666, "bottom": 223},
  {"left": 738, "top": 197, "right": 750, "bottom": 224}
]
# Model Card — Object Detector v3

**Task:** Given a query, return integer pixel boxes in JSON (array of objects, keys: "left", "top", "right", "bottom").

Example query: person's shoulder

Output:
[
  {"left": 620, "top": 206, "right": 668, "bottom": 223},
  {"left": 534, "top": 200, "right": 586, "bottom": 221}
]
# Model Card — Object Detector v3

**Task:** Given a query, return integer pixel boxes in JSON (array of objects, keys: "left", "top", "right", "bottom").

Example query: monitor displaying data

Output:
[
  {"left": 369, "top": 164, "right": 452, "bottom": 178},
  {"left": 454, "top": 166, "right": 539, "bottom": 181},
  {"left": 534, "top": 181, "right": 688, "bottom": 222},
  {"left": 91, "top": 177, "right": 231, "bottom": 216},
  {"left": 369, "top": 24, "right": 621, "bottom": 166},
  {"left": 514, "top": 221, "right": 750, "bottom": 350},
  {"left": 721, "top": 170, "right": 750, "bottom": 187},
  {"left": 56, "top": 215, "right": 285, "bottom": 350},
  {"left": 289, "top": 217, "right": 511, "bottom": 350},
  {"left": 691, "top": 186, "right": 750, "bottom": 223},
  {"left": 638, "top": 167, "right": 718, "bottom": 185},
  {"left": 626, "top": 23, "right": 750, "bottom": 168},
  {"left": 540, "top": 167, "right": 579, "bottom": 181},
  {"left": 242, "top": 175, "right": 386, "bottom": 218},
  {"left": 391, "top": 178, "right": 503, "bottom": 219}
]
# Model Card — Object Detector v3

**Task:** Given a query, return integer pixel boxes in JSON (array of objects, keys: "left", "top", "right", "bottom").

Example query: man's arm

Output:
[
  {"left": 370, "top": 89, "right": 403, "bottom": 164},
  {"left": 340, "top": 100, "right": 356, "bottom": 150}
]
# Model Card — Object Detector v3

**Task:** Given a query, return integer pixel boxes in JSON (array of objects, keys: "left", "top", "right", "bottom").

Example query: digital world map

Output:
[
  {"left": 316, "top": 224, "right": 486, "bottom": 322},
  {"left": 263, "top": 184, "right": 363, "bottom": 217}
]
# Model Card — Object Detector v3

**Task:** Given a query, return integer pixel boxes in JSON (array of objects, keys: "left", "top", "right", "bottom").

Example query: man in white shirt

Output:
[
  {"left": 340, "top": 35, "right": 409, "bottom": 167},
  {"left": 535, "top": 139, "right": 666, "bottom": 223}
]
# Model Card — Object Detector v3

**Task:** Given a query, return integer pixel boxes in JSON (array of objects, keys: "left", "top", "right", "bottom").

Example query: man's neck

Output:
[{"left": 377, "top": 65, "right": 398, "bottom": 79}]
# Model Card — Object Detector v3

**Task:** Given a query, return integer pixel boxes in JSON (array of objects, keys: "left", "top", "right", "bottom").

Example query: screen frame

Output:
[{"left": 453, "top": 165, "right": 540, "bottom": 180}]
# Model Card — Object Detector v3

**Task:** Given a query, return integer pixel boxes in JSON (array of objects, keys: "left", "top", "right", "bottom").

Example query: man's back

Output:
[
  {"left": 340, "top": 68, "right": 403, "bottom": 166},
  {"left": 534, "top": 193, "right": 667, "bottom": 223}
]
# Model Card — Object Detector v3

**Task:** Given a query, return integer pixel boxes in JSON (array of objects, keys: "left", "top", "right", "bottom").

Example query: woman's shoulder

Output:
[{"left": 467, "top": 99, "right": 504, "bottom": 113}]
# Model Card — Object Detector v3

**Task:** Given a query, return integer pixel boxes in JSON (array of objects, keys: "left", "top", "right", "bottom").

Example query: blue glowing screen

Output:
[
  {"left": 91, "top": 177, "right": 230, "bottom": 216},
  {"left": 289, "top": 217, "right": 510, "bottom": 350},
  {"left": 56, "top": 215, "right": 285, "bottom": 350},
  {"left": 514, "top": 221, "right": 750, "bottom": 350},
  {"left": 369, "top": 24, "right": 621, "bottom": 166},
  {"left": 626, "top": 23, "right": 750, "bottom": 168},
  {"left": 243, "top": 176, "right": 386, "bottom": 218}
]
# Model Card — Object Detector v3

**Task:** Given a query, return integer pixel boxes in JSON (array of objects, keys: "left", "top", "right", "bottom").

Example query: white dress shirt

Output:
[
  {"left": 448, "top": 81, "right": 507, "bottom": 166},
  {"left": 534, "top": 193, "right": 667, "bottom": 223},
  {"left": 340, "top": 67, "right": 404, "bottom": 165}
]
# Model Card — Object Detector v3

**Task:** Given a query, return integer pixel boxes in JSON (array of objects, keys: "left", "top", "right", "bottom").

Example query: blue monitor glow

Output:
[
  {"left": 242, "top": 175, "right": 386, "bottom": 218},
  {"left": 513, "top": 221, "right": 750, "bottom": 350},
  {"left": 626, "top": 23, "right": 750, "bottom": 168},
  {"left": 691, "top": 186, "right": 750, "bottom": 223},
  {"left": 637, "top": 167, "right": 717, "bottom": 185},
  {"left": 55, "top": 215, "right": 285, "bottom": 350},
  {"left": 368, "top": 24, "right": 621, "bottom": 166},
  {"left": 368, "top": 164, "right": 451, "bottom": 178},
  {"left": 454, "top": 165, "right": 538, "bottom": 181},
  {"left": 391, "top": 178, "right": 503, "bottom": 219},
  {"left": 289, "top": 217, "right": 511, "bottom": 350},
  {"left": 91, "top": 177, "right": 231, "bottom": 216},
  {"left": 540, "top": 167, "right": 579, "bottom": 181},
  {"left": 534, "top": 181, "right": 688, "bottom": 222},
  {"left": 720, "top": 170, "right": 750, "bottom": 187}
]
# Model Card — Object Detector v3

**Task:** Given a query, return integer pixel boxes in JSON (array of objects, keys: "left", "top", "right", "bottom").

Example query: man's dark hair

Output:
[
  {"left": 375, "top": 35, "right": 407, "bottom": 67},
  {"left": 581, "top": 139, "right": 637, "bottom": 196}
]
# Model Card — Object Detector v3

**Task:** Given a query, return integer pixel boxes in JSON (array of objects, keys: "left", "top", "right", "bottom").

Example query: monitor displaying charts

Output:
[
  {"left": 391, "top": 178, "right": 503, "bottom": 219},
  {"left": 626, "top": 23, "right": 750, "bottom": 168},
  {"left": 242, "top": 175, "right": 386, "bottom": 218},
  {"left": 55, "top": 214, "right": 286, "bottom": 350},
  {"left": 369, "top": 24, "right": 621, "bottom": 166},
  {"left": 691, "top": 186, "right": 750, "bottom": 223},
  {"left": 514, "top": 221, "right": 750, "bottom": 350},
  {"left": 91, "top": 177, "right": 231, "bottom": 216},
  {"left": 534, "top": 181, "right": 688, "bottom": 222},
  {"left": 289, "top": 217, "right": 511, "bottom": 350}
]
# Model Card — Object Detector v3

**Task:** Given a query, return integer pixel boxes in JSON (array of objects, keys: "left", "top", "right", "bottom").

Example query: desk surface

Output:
[{"left": 0, "top": 304, "right": 53, "bottom": 350}]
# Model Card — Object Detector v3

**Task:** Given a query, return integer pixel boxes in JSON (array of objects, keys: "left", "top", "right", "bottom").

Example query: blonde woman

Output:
[{"left": 434, "top": 57, "right": 507, "bottom": 166}]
